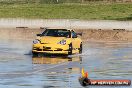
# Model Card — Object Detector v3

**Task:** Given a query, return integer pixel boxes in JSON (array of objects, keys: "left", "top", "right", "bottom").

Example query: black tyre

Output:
[
  {"left": 68, "top": 43, "right": 72, "bottom": 55},
  {"left": 32, "top": 52, "right": 38, "bottom": 57},
  {"left": 79, "top": 43, "right": 82, "bottom": 54}
]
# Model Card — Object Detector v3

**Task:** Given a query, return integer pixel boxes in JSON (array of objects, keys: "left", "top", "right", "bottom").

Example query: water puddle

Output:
[{"left": 0, "top": 38, "right": 131, "bottom": 88}]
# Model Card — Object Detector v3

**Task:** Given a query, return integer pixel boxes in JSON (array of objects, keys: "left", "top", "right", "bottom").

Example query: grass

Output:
[{"left": 0, "top": 3, "right": 132, "bottom": 20}]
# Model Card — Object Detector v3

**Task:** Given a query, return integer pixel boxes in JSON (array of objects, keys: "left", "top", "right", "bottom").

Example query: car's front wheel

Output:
[
  {"left": 79, "top": 43, "right": 82, "bottom": 54},
  {"left": 68, "top": 43, "right": 72, "bottom": 55}
]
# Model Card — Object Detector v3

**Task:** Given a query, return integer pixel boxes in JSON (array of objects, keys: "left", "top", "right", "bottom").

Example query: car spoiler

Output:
[{"left": 77, "top": 33, "right": 83, "bottom": 36}]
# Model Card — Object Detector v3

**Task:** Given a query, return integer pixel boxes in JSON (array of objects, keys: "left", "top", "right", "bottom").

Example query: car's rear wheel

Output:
[
  {"left": 79, "top": 43, "right": 82, "bottom": 54},
  {"left": 32, "top": 52, "right": 38, "bottom": 57},
  {"left": 68, "top": 43, "right": 72, "bottom": 55}
]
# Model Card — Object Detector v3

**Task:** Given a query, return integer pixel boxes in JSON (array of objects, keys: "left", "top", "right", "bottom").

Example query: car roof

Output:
[{"left": 45, "top": 27, "right": 72, "bottom": 31}]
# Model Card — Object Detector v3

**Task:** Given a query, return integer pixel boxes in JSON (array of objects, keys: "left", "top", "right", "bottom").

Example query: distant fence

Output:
[{"left": 0, "top": 0, "right": 132, "bottom": 4}]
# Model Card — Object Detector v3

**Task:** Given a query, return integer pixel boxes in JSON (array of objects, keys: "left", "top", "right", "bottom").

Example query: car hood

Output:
[{"left": 38, "top": 36, "right": 66, "bottom": 44}]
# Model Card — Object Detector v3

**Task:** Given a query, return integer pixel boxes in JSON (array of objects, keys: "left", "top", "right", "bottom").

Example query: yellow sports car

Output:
[{"left": 32, "top": 28, "right": 82, "bottom": 55}]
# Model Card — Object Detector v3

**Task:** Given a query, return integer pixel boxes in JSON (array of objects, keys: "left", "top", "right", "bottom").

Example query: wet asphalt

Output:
[{"left": 0, "top": 39, "right": 131, "bottom": 88}]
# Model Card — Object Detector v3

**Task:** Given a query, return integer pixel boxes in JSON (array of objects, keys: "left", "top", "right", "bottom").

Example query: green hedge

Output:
[
  {"left": 0, "top": 0, "right": 130, "bottom": 4},
  {"left": 0, "top": 0, "right": 82, "bottom": 4}
]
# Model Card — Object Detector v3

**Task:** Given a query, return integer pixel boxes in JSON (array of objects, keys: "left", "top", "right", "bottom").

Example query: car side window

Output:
[{"left": 71, "top": 31, "right": 77, "bottom": 38}]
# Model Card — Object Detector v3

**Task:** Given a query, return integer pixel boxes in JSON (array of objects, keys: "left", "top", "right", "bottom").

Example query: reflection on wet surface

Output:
[
  {"left": 32, "top": 56, "right": 81, "bottom": 64},
  {"left": 0, "top": 39, "right": 131, "bottom": 88}
]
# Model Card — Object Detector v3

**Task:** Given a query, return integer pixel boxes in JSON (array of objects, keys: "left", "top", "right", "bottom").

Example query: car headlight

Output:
[
  {"left": 33, "top": 39, "right": 40, "bottom": 44},
  {"left": 58, "top": 40, "right": 66, "bottom": 45}
]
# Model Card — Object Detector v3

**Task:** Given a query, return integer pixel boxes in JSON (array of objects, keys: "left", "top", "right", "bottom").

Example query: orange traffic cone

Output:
[{"left": 79, "top": 68, "right": 91, "bottom": 86}]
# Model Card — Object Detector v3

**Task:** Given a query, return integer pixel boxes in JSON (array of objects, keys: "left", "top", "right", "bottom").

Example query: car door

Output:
[{"left": 71, "top": 30, "right": 80, "bottom": 50}]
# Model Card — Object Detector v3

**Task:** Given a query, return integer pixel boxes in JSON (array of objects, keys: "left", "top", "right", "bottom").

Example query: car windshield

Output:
[{"left": 42, "top": 29, "right": 71, "bottom": 38}]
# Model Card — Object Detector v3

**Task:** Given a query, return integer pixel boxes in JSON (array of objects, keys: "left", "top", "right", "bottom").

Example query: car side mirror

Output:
[{"left": 36, "top": 34, "right": 42, "bottom": 36}]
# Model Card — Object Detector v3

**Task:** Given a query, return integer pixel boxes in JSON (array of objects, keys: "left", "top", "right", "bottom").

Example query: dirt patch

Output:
[
  {"left": 0, "top": 28, "right": 44, "bottom": 40},
  {"left": 75, "top": 29, "right": 132, "bottom": 42},
  {"left": 0, "top": 28, "right": 132, "bottom": 42}
]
